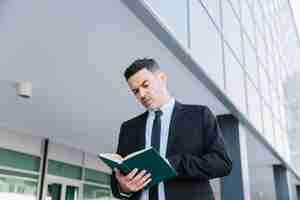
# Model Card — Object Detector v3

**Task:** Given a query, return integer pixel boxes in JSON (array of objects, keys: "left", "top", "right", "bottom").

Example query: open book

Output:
[{"left": 98, "top": 147, "right": 177, "bottom": 188}]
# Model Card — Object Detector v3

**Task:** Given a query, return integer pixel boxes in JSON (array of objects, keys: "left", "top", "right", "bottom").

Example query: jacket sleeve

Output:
[
  {"left": 111, "top": 123, "right": 131, "bottom": 199},
  {"left": 110, "top": 123, "right": 140, "bottom": 200},
  {"left": 167, "top": 106, "right": 232, "bottom": 181}
]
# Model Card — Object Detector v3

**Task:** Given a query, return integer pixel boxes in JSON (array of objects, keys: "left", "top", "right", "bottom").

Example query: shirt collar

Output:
[{"left": 148, "top": 98, "right": 175, "bottom": 116}]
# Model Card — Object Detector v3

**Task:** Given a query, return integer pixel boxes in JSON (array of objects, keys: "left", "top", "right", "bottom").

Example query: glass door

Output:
[
  {"left": 47, "top": 183, "right": 62, "bottom": 200},
  {"left": 65, "top": 185, "right": 78, "bottom": 200},
  {"left": 45, "top": 176, "right": 81, "bottom": 200}
]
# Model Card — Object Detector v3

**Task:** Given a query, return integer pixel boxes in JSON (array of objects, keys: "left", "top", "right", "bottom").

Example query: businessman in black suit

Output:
[{"left": 111, "top": 58, "right": 232, "bottom": 200}]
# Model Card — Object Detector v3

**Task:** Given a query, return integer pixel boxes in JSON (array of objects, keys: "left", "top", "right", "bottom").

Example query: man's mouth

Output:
[{"left": 142, "top": 98, "right": 152, "bottom": 106}]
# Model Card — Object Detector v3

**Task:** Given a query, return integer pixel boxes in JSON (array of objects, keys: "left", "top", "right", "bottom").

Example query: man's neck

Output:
[
  {"left": 158, "top": 95, "right": 172, "bottom": 108},
  {"left": 148, "top": 96, "right": 173, "bottom": 112}
]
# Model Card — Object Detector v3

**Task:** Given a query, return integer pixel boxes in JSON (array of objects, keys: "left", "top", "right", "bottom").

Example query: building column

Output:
[
  {"left": 296, "top": 185, "right": 300, "bottom": 200},
  {"left": 273, "top": 165, "right": 292, "bottom": 200},
  {"left": 217, "top": 114, "right": 251, "bottom": 200},
  {"left": 38, "top": 138, "right": 49, "bottom": 200}
]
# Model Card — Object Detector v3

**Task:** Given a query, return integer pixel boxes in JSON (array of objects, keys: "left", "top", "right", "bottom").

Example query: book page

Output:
[
  {"left": 123, "top": 148, "right": 152, "bottom": 160},
  {"left": 99, "top": 153, "right": 123, "bottom": 163}
]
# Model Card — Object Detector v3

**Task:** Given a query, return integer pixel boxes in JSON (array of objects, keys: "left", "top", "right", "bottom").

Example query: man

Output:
[{"left": 111, "top": 58, "right": 232, "bottom": 200}]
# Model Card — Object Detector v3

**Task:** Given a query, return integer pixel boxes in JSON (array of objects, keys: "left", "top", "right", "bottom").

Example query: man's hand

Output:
[{"left": 115, "top": 168, "right": 152, "bottom": 193}]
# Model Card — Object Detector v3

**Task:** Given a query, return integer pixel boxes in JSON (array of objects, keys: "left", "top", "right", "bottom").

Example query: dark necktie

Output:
[{"left": 149, "top": 110, "right": 162, "bottom": 200}]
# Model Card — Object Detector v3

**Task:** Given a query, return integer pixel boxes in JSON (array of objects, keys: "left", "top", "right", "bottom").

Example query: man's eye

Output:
[
  {"left": 143, "top": 83, "right": 149, "bottom": 88},
  {"left": 133, "top": 89, "right": 138, "bottom": 94}
]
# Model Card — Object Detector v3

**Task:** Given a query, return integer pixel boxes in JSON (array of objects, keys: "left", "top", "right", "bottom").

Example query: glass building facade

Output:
[
  {"left": 135, "top": 0, "right": 300, "bottom": 199},
  {"left": 144, "top": 0, "right": 299, "bottom": 161}
]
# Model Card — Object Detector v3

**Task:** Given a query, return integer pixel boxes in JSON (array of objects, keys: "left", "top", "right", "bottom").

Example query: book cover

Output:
[{"left": 98, "top": 147, "right": 177, "bottom": 188}]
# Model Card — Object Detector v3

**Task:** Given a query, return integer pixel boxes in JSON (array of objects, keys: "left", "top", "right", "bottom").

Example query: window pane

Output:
[
  {"left": 47, "top": 183, "right": 62, "bottom": 200},
  {"left": 280, "top": 102, "right": 287, "bottom": 132},
  {"left": 224, "top": 46, "right": 246, "bottom": 114},
  {"left": 247, "top": 79, "right": 263, "bottom": 133},
  {"left": 265, "top": 45, "right": 276, "bottom": 86},
  {"left": 259, "top": 67, "right": 271, "bottom": 106},
  {"left": 282, "top": 132, "right": 290, "bottom": 160},
  {"left": 0, "top": 148, "right": 40, "bottom": 172},
  {"left": 256, "top": 33, "right": 267, "bottom": 69},
  {"left": 48, "top": 160, "right": 82, "bottom": 180},
  {"left": 190, "top": 0, "right": 224, "bottom": 89},
  {"left": 83, "top": 184, "right": 111, "bottom": 200},
  {"left": 223, "top": 0, "right": 242, "bottom": 62},
  {"left": 260, "top": 0, "right": 273, "bottom": 23},
  {"left": 0, "top": 176, "right": 37, "bottom": 200},
  {"left": 244, "top": 37, "right": 258, "bottom": 87},
  {"left": 84, "top": 169, "right": 110, "bottom": 185},
  {"left": 65, "top": 185, "right": 79, "bottom": 200},
  {"left": 262, "top": 103, "right": 274, "bottom": 145},
  {"left": 144, "top": 0, "right": 188, "bottom": 47},
  {"left": 270, "top": 86, "right": 280, "bottom": 123},
  {"left": 200, "top": 0, "right": 220, "bottom": 28},
  {"left": 241, "top": 1, "right": 255, "bottom": 45},
  {"left": 227, "top": 0, "right": 240, "bottom": 17},
  {"left": 246, "top": 0, "right": 254, "bottom": 9},
  {"left": 278, "top": 75, "right": 284, "bottom": 98},
  {"left": 264, "top": 29, "right": 272, "bottom": 57},
  {"left": 272, "top": 55, "right": 280, "bottom": 91},
  {"left": 253, "top": 0, "right": 265, "bottom": 37},
  {"left": 274, "top": 119, "right": 282, "bottom": 153}
]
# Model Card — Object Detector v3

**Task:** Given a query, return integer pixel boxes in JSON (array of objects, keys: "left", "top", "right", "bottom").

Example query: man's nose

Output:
[{"left": 139, "top": 88, "right": 146, "bottom": 98}]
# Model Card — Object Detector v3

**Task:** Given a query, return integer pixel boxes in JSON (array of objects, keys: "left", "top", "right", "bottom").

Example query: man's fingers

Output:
[
  {"left": 136, "top": 178, "right": 152, "bottom": 191},
  {"left": 128, "top": 172, "right": 151, "bottom": 192},
  {"left": 114, "top": 168, "right": 151, "bottom": 192},
  {"left": 135, "top": 173, "right": 151, "bottom": 188},
  {"left": 130, "top": 170, "right": 147, "bottom": 182},
  {"left": 140, "top": 173, "right": 151, "bottom": 183},
  {"left": 126, "top": 168, "right": 138, "bottom": 181}
]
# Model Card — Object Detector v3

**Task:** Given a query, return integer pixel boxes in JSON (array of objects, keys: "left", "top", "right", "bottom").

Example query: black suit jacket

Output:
[{"left": 111, "top": 102, "right": 232, "bottom": 200}]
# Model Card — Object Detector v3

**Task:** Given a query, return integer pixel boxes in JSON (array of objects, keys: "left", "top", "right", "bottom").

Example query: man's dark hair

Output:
[{"left": 124, "top": 58, "right": 160, "bottom": 80}]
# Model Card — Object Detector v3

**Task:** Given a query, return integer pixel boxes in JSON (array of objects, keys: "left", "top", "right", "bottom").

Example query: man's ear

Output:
[{"left": 158, "top": 71, "right": 168, "bottom": 83}]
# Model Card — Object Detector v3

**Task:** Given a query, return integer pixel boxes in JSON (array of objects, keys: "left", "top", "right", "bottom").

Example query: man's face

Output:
[{"left": 127, "top": 68, "right": 167, "bottom": 110}]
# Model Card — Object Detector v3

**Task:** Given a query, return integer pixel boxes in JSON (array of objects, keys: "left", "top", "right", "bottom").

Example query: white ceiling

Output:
[{"left": 0, "top": 0, "right": 229, "bottom": 154}]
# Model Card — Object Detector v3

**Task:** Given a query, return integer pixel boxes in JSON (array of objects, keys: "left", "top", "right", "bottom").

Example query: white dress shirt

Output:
[{"left": 140, "top": 98, "right": 175, "bottom": 200}]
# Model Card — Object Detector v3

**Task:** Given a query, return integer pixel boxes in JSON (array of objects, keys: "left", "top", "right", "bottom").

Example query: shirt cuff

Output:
[{"left": 118, "top": 184, "right": 133, "bottom": 198}]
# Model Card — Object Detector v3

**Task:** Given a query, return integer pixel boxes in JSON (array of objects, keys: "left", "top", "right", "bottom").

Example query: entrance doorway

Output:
[{"left": 45, "top": 176, "right": 82, "bottom": 200}]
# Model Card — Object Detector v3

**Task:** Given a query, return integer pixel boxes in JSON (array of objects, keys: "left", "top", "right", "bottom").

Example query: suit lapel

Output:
[
  {"left": 135, "top": 111, "right": 148, "bottom": 150},
  {"left": 166, "top": 101, "right": 183, "bottom": 156}
]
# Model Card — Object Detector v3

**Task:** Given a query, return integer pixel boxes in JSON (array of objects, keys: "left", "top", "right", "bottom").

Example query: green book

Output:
[{"left": 98, "top": 147, "right": 177, "bottom": 188}]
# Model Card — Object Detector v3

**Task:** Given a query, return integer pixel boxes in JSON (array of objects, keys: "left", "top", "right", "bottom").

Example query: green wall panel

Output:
[
  {"left": 83, "top": 184, "right": 111, "bottom": 199},
  {"left": 0, "top": 169, "right": 38, "bottom": 179},
  {"left": 48, "top": 160, "right": 82, "bottom": 180},
  {"left": 84, "top": 169, "right": 110, "bottom": 185},
  {"left": 0, "top": 148, "right": 40, "bottom": 172}
]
